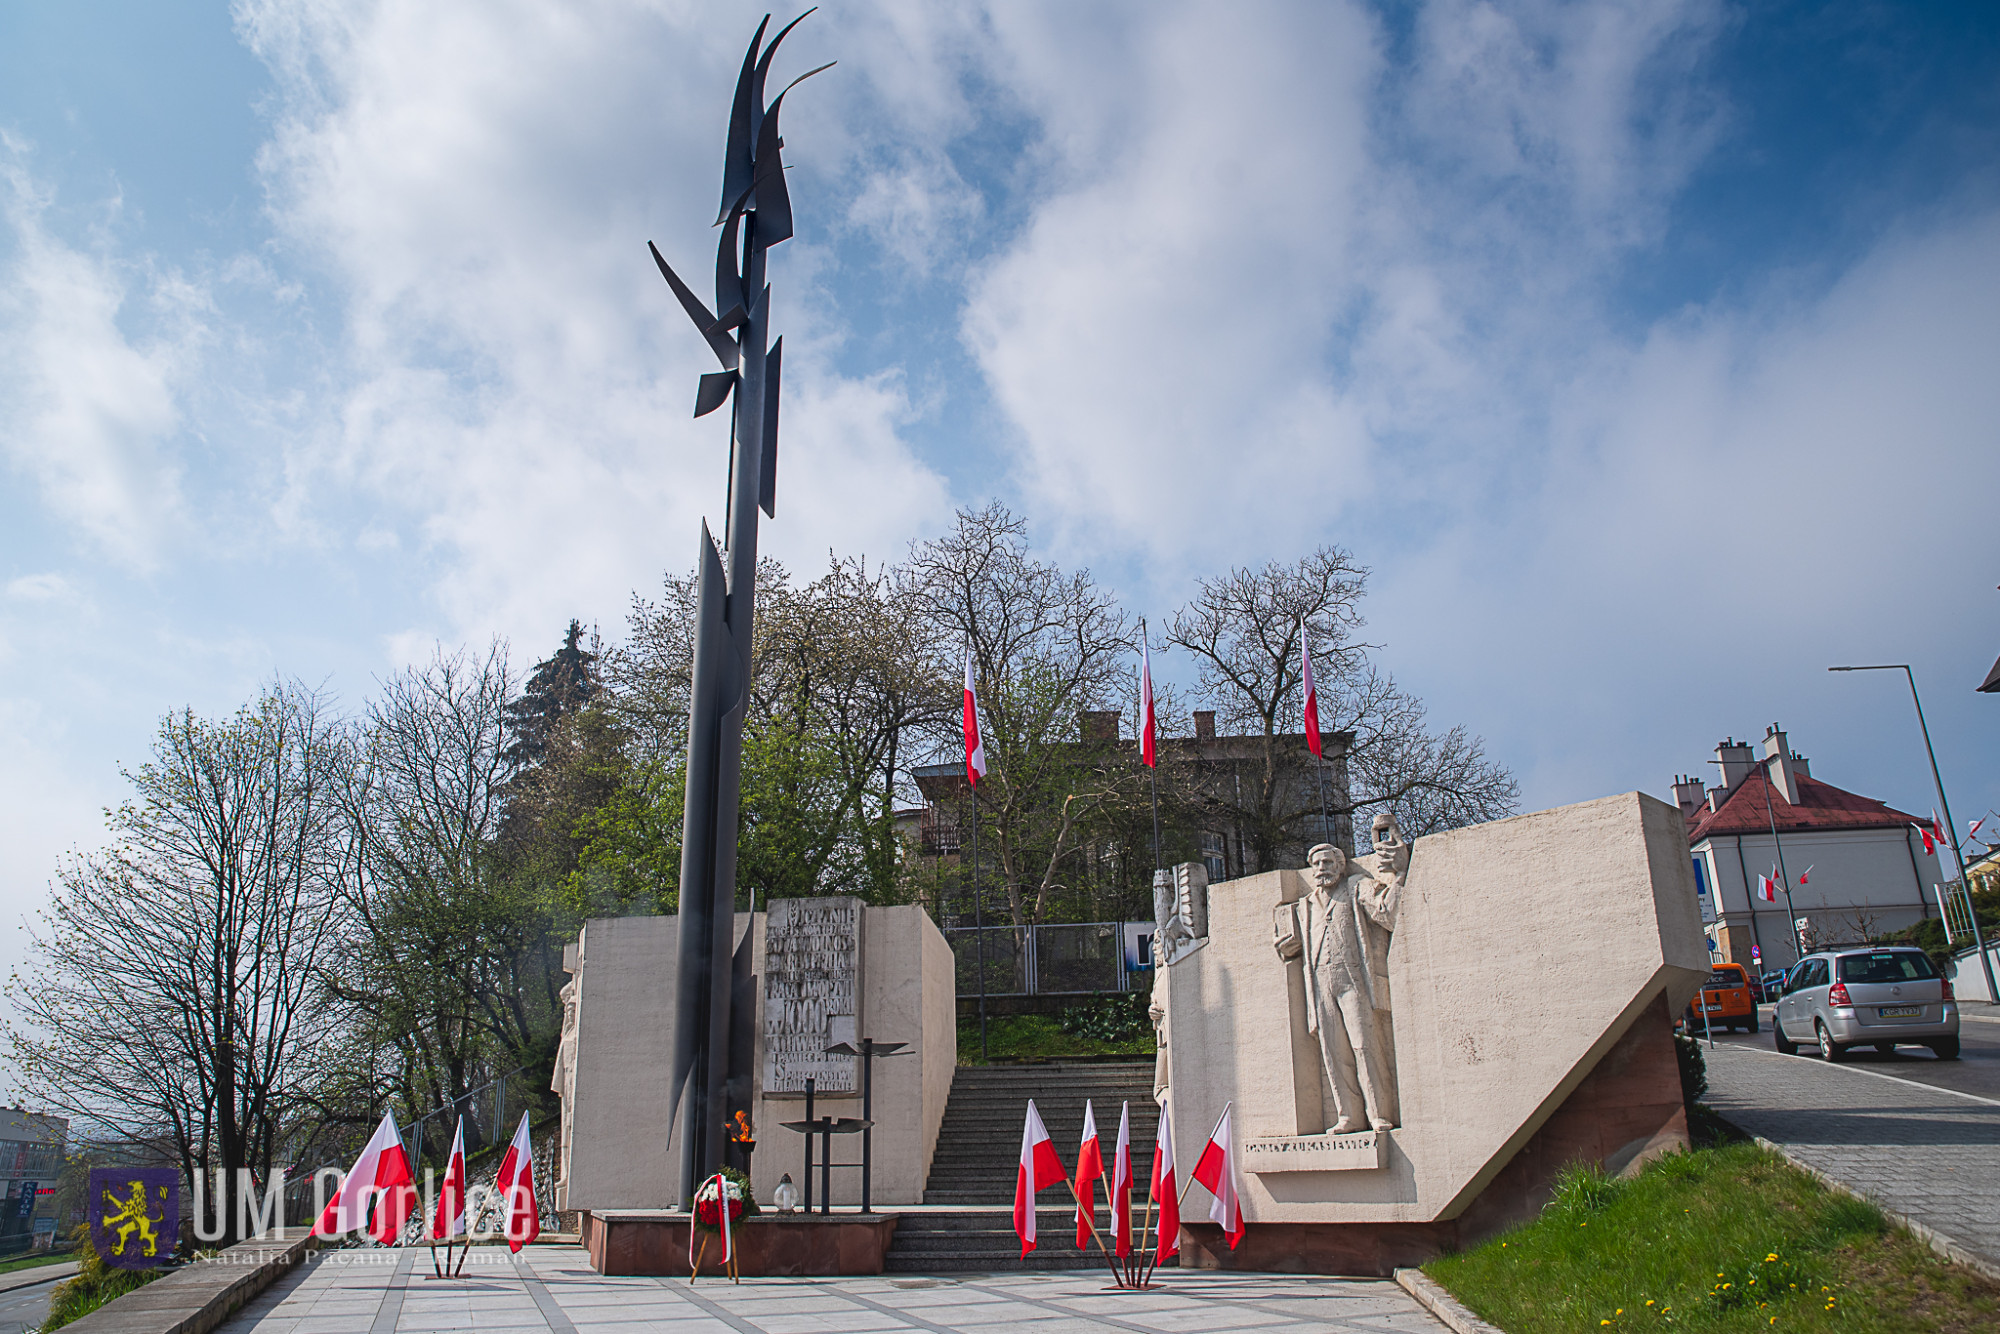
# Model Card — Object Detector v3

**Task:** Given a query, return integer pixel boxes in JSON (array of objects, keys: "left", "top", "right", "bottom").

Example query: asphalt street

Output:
[
  {"left": 1696, "top": 1002, "right": 2000, "bottom": 1102},
  {"left": 0, "top": 1280, "right": 53, "bottom": 1334}
]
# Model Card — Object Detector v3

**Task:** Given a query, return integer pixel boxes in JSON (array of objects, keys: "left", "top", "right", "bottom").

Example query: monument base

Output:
[
  {"left": 1180, "top": 993, "right": 1687, "bottom": 1274},
  {"left": 582, "top": 1211, "right": 901, "bottom": 1276}
]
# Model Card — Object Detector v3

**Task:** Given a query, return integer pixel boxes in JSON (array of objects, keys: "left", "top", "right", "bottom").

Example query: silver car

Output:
[{"left": 1773, "top": 947, "right": 1960, "bottom": 1061}]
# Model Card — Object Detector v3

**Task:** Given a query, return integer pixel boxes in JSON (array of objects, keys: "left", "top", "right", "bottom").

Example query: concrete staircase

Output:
[{"left": 885, "top": 1059, "right": 1159, "bottom": 1273}]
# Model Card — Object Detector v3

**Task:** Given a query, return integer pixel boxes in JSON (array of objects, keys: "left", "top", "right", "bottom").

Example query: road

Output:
[
  {"left": 0, "top": 1280, "right": 52, "bottom": 1334},
  {"left": 1700, "top": 1002, "right": 2000, "bottom": 1279},
  {"left": 1692, "top": 1002, "right": 2000, "bottom": 1102}
]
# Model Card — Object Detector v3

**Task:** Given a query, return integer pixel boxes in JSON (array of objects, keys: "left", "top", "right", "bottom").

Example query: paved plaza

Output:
[
  {"left": 1705, "top": 1039, "right": 2000, "bottom": 1275},
  {"left": 215, "top": 1246, "right": 1447, "bottom": 1334}
]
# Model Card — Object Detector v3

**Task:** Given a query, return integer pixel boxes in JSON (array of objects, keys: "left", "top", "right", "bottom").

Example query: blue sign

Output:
[{"left": 14, "top": 1183, "right": 34, "bottom": 1218}]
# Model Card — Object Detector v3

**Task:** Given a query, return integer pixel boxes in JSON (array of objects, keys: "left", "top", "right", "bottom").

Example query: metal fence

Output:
[{"left": 946, "top": 922, "right": 1130, "bottom": 996}]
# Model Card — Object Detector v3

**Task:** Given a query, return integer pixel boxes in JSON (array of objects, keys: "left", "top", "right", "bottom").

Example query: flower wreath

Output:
[{"left": 694, "top": 1169, "right": 753, "bottom": 1230}]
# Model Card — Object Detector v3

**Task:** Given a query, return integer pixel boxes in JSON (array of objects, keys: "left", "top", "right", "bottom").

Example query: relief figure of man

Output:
[{"left": 1274, "top": 813, "right": 1408, "bottom": 1133}]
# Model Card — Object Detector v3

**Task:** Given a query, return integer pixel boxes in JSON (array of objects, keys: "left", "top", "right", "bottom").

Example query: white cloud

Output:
[
  {"left": 4, "top": 573, "right": 73, "bottom": 603},
  {"left": 0, "top": 138, "right": 197, "bottom": 570}
]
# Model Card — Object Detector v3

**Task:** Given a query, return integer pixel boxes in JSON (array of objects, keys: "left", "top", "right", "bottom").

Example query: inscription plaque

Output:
[
  {"left": 762, "top": 896, "right": 862, "bottom": 1094},
  {"left": 1243, "top": 1130, "right": 1385, "bottom": 1173}
]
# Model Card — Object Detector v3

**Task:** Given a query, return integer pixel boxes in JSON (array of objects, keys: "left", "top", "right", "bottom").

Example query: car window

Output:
[
  {"left": 1837, "top": 952, "right": 1936, "bottom": 984},
  {"left": 1809, "top": 959, "right": 1829, "bottom": 988},
  {"left": 1707, "top": 970, "right": 1744, "bottom": 988},
  {"left": 1788, "top": 959, "right": 1825, "bottom": 992}
]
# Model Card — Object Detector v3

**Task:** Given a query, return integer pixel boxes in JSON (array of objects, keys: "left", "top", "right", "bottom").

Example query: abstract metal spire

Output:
[{"left": 651, "top": 11, "right": 830, "bottom": 1203}]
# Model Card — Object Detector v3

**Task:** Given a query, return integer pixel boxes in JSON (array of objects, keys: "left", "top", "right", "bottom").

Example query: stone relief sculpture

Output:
[
  {"left": 552, "top": 969, "right": 581, "bottom": 1201},
  {"left": 1273, "top": 813, "right": 1409, "bottom": 1133},
  {"left": 1149, "top": 861, "right": 1212, "bottom": 1103}
]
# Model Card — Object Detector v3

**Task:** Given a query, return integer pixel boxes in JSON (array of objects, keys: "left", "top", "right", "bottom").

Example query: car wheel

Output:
[
  {"left": 1929, "top": 1038, "right": 1961, "bottom": 1061},
  {"left": 1773, "top": 1021, "right": 1798, "bottom": 1055},
  {"left": 1748, "top": 1013, "right": 1760, "bottom": 1034},
  {"left": 1816, "top": 1021, "right": 1846, "bottom": 1062}
]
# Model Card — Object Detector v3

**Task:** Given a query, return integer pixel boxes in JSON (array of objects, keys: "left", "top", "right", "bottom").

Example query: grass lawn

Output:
[
  {"left": 0, "top": 1251, "right": 73, "bottom": 1275},
  {"left": 956, "top": 1014, "right": 1154, "bottom": 1063},
  {"left": 1426, "top": 1139, "right": 2000, "bottom": 1333}
]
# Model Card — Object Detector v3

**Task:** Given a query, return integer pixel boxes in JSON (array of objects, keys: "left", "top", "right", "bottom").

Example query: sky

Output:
[{"left": 3, "top": 0, "right": 1998, "bottom": 979}]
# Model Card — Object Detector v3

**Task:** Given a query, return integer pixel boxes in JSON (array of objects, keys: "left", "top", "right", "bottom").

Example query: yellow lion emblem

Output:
[{"left": 99, "top": 1181, "right": 162, "bottom": 1258}]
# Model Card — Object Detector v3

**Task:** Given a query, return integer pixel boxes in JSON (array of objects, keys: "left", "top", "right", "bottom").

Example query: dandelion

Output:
[
  {"left": 1765, "top": 1253, "right": 1779, "bottom": 1262},
  {"left": 1645, "top": 1300, "right": 1655, "bottom": 1307}
]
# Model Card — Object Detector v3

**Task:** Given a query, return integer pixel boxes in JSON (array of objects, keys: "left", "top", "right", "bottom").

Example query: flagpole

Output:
[
  {"left": 972, "top": 782, "right": 988, "bottom": 1063},
  {"left": 1143, "top": 619, "right": 1162, "bottom": 871}
]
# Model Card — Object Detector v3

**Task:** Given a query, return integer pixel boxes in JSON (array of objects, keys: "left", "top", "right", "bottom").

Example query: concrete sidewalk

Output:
[
  {"left": 214, "top": 1246, "right": 1450, "bottom": 1334},
  {"left": 1704, "top": 1042, "right": 2000, "bottom": 1277}
]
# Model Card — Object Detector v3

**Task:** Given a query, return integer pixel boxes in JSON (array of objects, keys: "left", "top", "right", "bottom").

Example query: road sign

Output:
[{"left": 1751, "top": 945, "right": 1762, "bottom": 964}]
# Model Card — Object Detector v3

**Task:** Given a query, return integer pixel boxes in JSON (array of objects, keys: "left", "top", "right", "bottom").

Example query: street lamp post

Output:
[{"left": 1829, "top": 664, "right": 1999, "bottom": 1001}]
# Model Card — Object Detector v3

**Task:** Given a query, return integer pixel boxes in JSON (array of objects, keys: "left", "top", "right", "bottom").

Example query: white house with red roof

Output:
[{"left": 1669, "top": 724, "right": 1943, "bottom": 973}]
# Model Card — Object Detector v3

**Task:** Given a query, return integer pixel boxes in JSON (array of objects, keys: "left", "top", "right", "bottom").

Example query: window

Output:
[
  {"left": 1707, "top": 968, "right": 1745, "bottom": 989},
  {"left": 1837, "top": 952, "right": 1936, "bottom": 984},
  {"left": 1200, "top": 831, "right": 1226, "bottom": 884}
]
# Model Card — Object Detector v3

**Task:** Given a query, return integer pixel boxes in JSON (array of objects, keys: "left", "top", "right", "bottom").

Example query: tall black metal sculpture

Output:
[{"left": 654, "top": 13, "right": 829, "bottom": 1203}]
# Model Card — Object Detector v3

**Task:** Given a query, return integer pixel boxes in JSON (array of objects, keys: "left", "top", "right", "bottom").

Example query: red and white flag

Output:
[
  {"left": 495, "top": 1111, "right": 540, "bottom": 1253},
  {"left": 1074, "top": 1100, "right": 1104, "bottom": 1249},
  {"left": 1110, "top": 1101, "right": 1133, "bottom": 1259},
  {"left": 1138, "top": 635, "right": 1157, "bottom": 768},
  {"left": 963, "top": 648, "right": 987, "bottom": 787},
  {"left": 1190, "top": 1102, "right": 1244, "bottom": 1250},
  {"left": 1013, "top": 1100, "right": 1068, "bottom": 1257},
  {"left": 1149, "top": 1102, "right": 1179, "bottom": 1264},
  {"left": 1756, "top": 866, "right": 1779, "bottom": 903},
  {"left": 316, "top": 1110, "right": 417, "bottom": 1244},
  {"left": 1301, "top": 631, "right": 1322, "bottom": 760},
  {"left": 1797, "top": 864, "right": 1813, "bottom": 887},
  {"left": 1971, "top": 818, "right": 1986, "bottom": 839},
  {"left": 429, "top": 1116, "right": 467, "bottom": 1242},
  {"left": 1934, "top": 811, "right": 1947, "bottom": 846},
  {"left": 1915, "top": 822, "right": 1935, "bottom": 855}
]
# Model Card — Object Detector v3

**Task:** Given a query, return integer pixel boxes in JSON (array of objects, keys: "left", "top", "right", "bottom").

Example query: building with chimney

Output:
[{"left": 1670, "top": 725, "right": 1943, "bottom": 973}]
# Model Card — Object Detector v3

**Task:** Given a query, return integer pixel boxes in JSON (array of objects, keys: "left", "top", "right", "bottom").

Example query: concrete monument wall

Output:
[
  {"left": 556, "top": 901, "right": 955, "bottom": 1214},
  {"left": 1160, "top": 791, "right": 1707, "bottom": 1256}
]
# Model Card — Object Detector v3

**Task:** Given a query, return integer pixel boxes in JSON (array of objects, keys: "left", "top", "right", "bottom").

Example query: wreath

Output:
[{"left": 694, "top": 1166, "right": 757, "bottom": 1230}]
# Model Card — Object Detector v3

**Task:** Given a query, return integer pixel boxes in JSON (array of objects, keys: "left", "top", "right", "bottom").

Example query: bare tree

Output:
[
  {"left": 902, "top": 503, "right": 1138, "bottom": 928},
  {"left": 1168, "top": 547, "right": 1516, "bottom": 865},
  {"left": 6, "top": 682, "right": 354, "bottom": 1241}
]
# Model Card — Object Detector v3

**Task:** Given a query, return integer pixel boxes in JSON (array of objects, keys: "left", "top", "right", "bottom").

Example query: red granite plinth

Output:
[{"left": 582, "top": 1211, "right": 900, "bottom": 1276}]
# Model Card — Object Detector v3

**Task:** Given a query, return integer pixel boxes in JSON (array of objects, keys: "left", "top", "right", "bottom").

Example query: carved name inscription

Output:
[
  {"left": 762, "top": 896, "right": 861, "bottom": 1094},
  {"left": 1243, "top": 1130, "right": 1384, "bottom": 1173}
]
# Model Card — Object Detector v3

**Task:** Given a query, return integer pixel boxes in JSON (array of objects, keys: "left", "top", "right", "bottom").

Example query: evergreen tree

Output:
[{"left": 501, "top": 620, "right": 600, "bottom": 772}]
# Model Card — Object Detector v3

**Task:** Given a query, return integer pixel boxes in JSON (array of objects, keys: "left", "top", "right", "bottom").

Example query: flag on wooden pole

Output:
[
  {"left": 1074, "top": 1100, "right": 1104, "bottom": 1249},
  {"left": 1110, "top": 1101, "right": 1133, "bottom": 1259},
  {"left": 1190, "top": 1102, "right": 1244, "bottom": 1249},
  {"left": 429, "top": 1117, "right": 467, "bottom": 1241},
  {"left": 495, "top": 1111, "right": 540, "bottom": 1253},
  {"left": 1013, "top": 1100, "right": 1068, "bottom": 1256},
  {"left": 1149, "top": 1102, "right": 1178, "bottom": 1264},
  {"left": 316, "top": 1110, "right": 416, "bottom": 1243},
  {"left": 963, "top": 648, "right": 987, "bottom": 786}
]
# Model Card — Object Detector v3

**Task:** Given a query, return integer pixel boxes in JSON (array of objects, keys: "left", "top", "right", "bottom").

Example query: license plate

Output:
[{"left": 1877, "top": 1005, "right": 1922, "bottom": 1019}]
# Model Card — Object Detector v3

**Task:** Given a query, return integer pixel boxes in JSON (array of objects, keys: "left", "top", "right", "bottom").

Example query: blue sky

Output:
[{"left": 3, "top": 1, "right": 1998, "bottom": 974}]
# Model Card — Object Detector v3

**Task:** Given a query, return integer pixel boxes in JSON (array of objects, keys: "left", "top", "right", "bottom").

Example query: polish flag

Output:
[
  {"left": 1013, "top": 1100, "right": 1068, "bottom": 1257},
  {"left": 1971, "top": 818, "right": 1986, "bottom": 839},
  {"left": 1756, "top": 867, "right": 1779, "bottom": 903},
  {"left": 1301, "top": 631, "right": 1322, "bottom": 760},
  {"left": 1074, "top": 1100, "right": 1105, "bottom": 1249},
  {"left": 1190, "top": 1102, "right": 1244, "bottom": 1250},
  {"left": 1139, "top": 636, "right": 1157, "bottom": 768},
  {"left": 1934, "top": 811, "right": 1947, "bottom": 846},
  {"left": 963, "top": 649, "right": 987, "bottom": 787},
  {"left": 495, "top": 1112, "right": 540, "bottom": 1252},
  {"left": 1149, "top": 1102, "right": 1179, "bottom": 1264},
  {"left": 1914, "top": 822, "right": 1935, "bottom": 856},
  {"left": 316, "top": 1111, "right": 417, "bottom": 1244},
  {"left": 1110, "top": 1102, "right": 1134, "bottom": 1259},
  {"left": 1797, "top": 864, "right": 1813, "bottom": 887},
  {"left": 429, "top": 1117, "right": 467, "bottom": 1241}
]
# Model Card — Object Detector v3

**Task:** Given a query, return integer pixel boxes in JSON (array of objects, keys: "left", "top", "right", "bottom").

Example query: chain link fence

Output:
[{"left": 946, "top": 922, "right": 1130, "bottom": 996}]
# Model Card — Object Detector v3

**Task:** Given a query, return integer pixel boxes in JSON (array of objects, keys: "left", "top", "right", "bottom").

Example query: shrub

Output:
[
  {"left": 1674, "top": 1030, "right": 1707, "bottom": 1112},
  {"left": 1058, "top": 994, "right": 1152, "bottom": 1045},
  {"left": 43, "top": 1225, "right": 160, "bottom": 1331}
]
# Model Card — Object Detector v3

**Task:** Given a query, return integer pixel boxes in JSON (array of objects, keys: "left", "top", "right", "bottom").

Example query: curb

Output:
[
  {"left": 1394, "top": 1268, "right": 1507, "bottom": 1334},
  {"left": 1751, "top": 1136, "right": 2000, "bottom": 1284},
  {"left": 0, "top": 1259, "right": 78, "bottom": 1294},
  {"left": 62, "top": 1231, "right": 317, "bottom": 1334}
]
